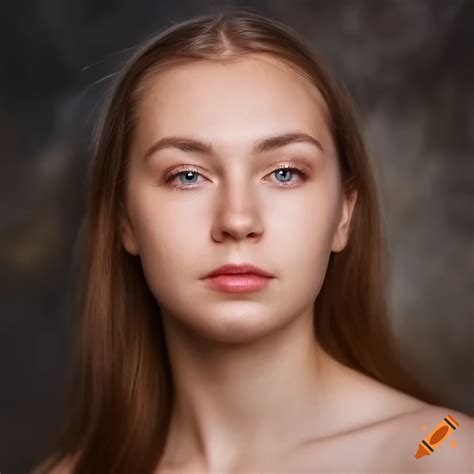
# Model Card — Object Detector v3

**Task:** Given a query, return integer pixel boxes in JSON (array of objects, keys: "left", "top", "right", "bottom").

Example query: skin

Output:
[{"left": 117, "top": 55, "right": 473, "bottom": 473}]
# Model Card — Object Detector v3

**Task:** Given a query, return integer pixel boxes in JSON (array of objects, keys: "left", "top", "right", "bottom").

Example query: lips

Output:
[
  {"left": 203, "top": 273, "right": 272, "bottom": 293},
  {"left": 202, "top": 263, "right": 274, "bottom": 279}
]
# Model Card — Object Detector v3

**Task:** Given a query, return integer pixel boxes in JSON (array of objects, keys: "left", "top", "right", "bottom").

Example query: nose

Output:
[{"left": 210, "top": 183, "right": 264, "bottom": 243}]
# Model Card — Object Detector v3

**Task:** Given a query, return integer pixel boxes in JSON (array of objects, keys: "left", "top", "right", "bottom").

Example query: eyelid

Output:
[
  {"left": 163, "top": 164, "right": 201, "bottom": 182},
  {"left": 271, "top": 161, "right": 311, "bottom": 175},
  {"left": 162, "top": 160, "right": 313, "bottom": 190},
  {"left": 163, "top": 160, "right": 312, "bottom": 179}
]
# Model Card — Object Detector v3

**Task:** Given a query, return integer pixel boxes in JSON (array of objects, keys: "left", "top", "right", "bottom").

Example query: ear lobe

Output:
[
  {"left": 119, "top": 208, "right": 140, "bottom": 256},
  {"left": 331, "top": 189, "right": 358, "bottom": 253}
]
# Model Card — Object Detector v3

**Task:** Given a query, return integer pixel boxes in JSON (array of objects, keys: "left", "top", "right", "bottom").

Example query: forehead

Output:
[{"left": 132, "top": 55, "right": 333, "bottom": 155}]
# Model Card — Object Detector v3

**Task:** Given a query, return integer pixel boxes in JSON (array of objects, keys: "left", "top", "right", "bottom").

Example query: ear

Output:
[
  {"left": 331, "top": 189, "right": 358, "bottom": 253},
  {"left": 119, "top": 203, "right": 140, "bottom": 256}
]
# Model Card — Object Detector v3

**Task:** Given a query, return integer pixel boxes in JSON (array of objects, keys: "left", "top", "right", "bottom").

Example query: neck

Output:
[{"left": 159, "top": 306, "right": 346, "bottom": 471}]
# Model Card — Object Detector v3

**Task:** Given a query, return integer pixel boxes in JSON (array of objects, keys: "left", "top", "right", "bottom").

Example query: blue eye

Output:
[
  {"left": 274, "top": 168, "right": 296, "bottom": 183},
  {"left": 177, "top": 171, "right": 200, "bottom": 185},
  {"left": 164, "top": 164, "right": 309, "bottom": 189}
]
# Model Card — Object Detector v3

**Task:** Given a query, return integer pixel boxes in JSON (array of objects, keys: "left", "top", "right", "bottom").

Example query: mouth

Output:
[
  {"left": 202, "top": 263, "right": 274, "bottom": 279},
  {"left": 201, "top": 273, "right": 273, "bottom": 293}
]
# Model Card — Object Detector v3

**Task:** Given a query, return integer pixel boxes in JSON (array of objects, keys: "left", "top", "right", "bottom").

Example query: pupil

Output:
[
  {"left": 277, "top": 169, "right": 291, "bottom": 181},
  {"left": 182, "top": 172, "right": 197, "bottom": 183}
]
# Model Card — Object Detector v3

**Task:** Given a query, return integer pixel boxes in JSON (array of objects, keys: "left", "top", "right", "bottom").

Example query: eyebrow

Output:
[{"left": 143, "top": 130, "right": 324, "bottom": 161}]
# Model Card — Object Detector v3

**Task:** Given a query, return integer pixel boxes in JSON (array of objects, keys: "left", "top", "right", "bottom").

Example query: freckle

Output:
[
  {"left": 450, "top": 439, "right": 458, "bottom": 448},
  {"left": 421, "top": 424, "right": 427, "bottom": 431}
]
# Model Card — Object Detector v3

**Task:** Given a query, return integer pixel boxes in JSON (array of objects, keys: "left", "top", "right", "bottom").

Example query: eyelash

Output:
[{"left": 163, "top": 162, "right": 310, "bottom": 189}]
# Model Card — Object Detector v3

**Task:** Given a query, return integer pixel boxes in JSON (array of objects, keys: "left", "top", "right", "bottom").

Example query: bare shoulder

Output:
[
  {"left": 295, "top": 369, "right": 473, "bottom": 474},
  {"left": 383, "top": 404, "right": 473, "bottom": 473}
]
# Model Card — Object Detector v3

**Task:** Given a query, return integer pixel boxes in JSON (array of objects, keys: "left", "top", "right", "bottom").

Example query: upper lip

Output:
[{"left": 203, "top": 263, "right": 274, "bottom": 278}]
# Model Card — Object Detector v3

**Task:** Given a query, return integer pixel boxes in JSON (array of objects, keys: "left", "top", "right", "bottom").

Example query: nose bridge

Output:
[
  {"left": 213, "top": 167, "right": 263, "bottom": 240},
  {"left": 219, "top": 171, "right": 258, "bottom": 218}
]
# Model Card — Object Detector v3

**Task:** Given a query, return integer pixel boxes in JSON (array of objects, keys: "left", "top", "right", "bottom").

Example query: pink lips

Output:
[
  {"left": 203, "top": 274, "right": 272, "bottom": 293},
  {"left": 201, "top": 263, "right": 274, "bottom": 293}
]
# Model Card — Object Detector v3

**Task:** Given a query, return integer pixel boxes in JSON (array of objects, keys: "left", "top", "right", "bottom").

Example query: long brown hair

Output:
[{"left": 34, "top": 7, "right": 440, "bottom": 474}]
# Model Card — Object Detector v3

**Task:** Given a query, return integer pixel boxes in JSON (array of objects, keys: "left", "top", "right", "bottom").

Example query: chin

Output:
[
  {"left": 198, "top": 311, "right": 290, "bottom": 345},
  {"left": 173, "top": 312, "right": 273, "bottom": 346}
]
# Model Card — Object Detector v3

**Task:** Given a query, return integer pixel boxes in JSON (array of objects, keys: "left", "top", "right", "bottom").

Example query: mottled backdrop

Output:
[{"left": 1, "top": 1, "right": 472, "bottom": 473}]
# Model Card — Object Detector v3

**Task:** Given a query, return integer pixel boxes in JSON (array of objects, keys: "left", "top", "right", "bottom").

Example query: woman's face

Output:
[{"left": 121, "top": 55, "right": 356, "bottom": 343}]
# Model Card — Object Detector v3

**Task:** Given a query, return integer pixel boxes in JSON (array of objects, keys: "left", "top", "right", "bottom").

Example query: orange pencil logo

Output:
[{"left": 415, "top": 414, "right": 460, "bottom": 459}]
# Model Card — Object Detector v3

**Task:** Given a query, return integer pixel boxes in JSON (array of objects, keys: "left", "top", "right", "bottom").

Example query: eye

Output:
[
  {"left": 164, "top": 163, "right": 310, "bottom": 189},
  {"left": 164, "top": 166, "right": 204, "bottom": 188},
  {"left": 268, "top": 164, "right": 309, "bottom": 185}
]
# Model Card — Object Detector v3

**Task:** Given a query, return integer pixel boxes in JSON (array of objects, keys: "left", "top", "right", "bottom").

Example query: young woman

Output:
[{"left": 34, "top": 9, "right": 472, "bottom": 474}]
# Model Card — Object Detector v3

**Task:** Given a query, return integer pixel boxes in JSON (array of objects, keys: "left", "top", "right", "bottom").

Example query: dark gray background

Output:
[{"left": 1, "top": 1, "right": 473, "bottom": 473}]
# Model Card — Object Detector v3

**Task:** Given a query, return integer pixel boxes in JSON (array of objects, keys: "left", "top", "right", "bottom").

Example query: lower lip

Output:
[{"left": 202, "top": 273, "right": 273, "bottom": 293}]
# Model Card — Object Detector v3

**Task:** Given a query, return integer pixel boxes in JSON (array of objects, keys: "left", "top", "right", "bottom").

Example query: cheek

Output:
[
  {"left": 133, "top": 204, "right": 198, "bottom": 265},
  {"left": 269, "top": 189, "right": 340, "bottom": 292},
  {"left": 270, "top": 184, "right": 340, "bottom": 247},
  {"left": 127, "top": 190, "right": 205, "bottom": 291}
]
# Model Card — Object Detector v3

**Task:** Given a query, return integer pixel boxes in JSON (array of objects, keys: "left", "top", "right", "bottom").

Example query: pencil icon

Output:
[{"left": 415, "top": 414, "right": 460, "bottom": 459}]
